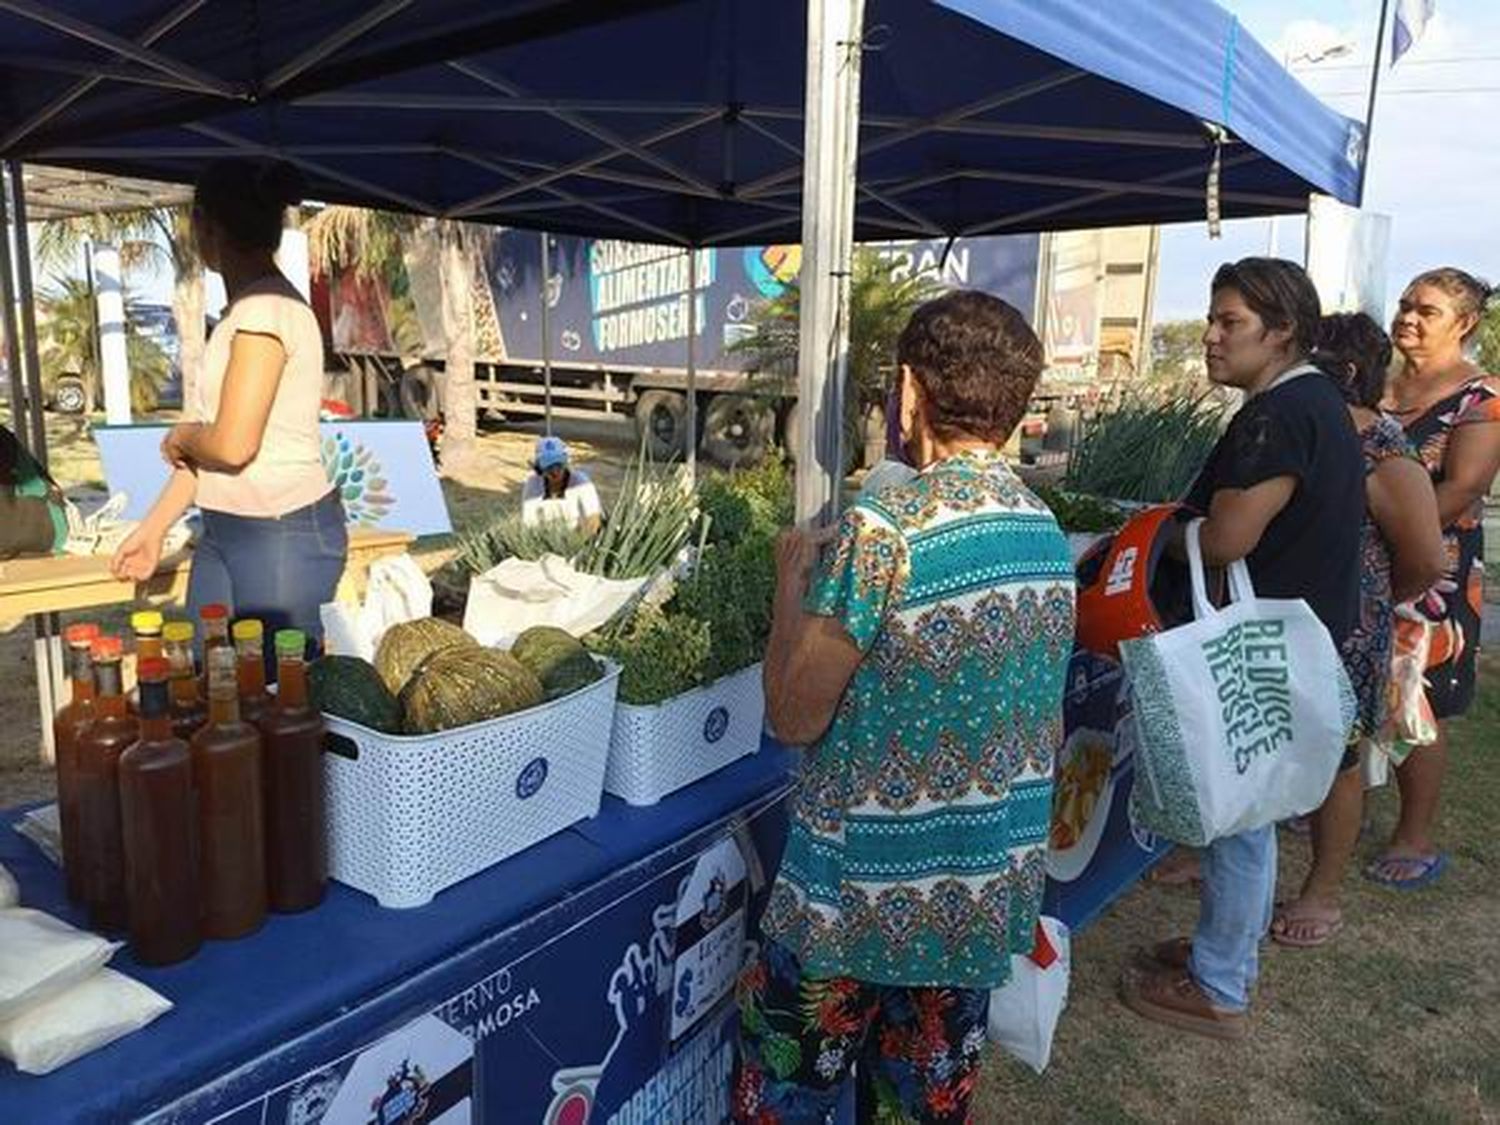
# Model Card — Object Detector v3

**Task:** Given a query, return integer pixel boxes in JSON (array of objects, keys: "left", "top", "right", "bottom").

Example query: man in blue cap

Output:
[{"left": 521, "top": 435, "right": 603, "bottom": 535}]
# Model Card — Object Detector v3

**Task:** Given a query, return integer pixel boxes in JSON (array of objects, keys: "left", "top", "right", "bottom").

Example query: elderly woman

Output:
[
  {"left": 732, "top": 291, "right": 1075, "bottom": 1122},
  {"left": 1370, "top": 269, "right": 1500, "bottom": 890}
]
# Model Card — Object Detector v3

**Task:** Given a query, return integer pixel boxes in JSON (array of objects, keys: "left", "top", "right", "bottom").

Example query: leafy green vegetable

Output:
[
  {"left": 574, "top": 443, "right": 701, "bottom": 580},
  {"left": 1063, "top": 393, "right": 1224, "bottom": 503},
  {"left": 588, "top": 609, "right": 712, "bottom": 706},
  {"left": 1032, "top": 486, "right": 1128, "bottom": 533},
  {"left": 455, "top": 515, "right": 590, "bottom": 574}
]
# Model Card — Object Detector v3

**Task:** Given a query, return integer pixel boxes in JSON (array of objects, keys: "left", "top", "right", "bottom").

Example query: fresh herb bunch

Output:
[
  {"left": 1032, "top": 486, "right": 1128, "bottom": 533},
  {"left": 574, "top": 444, "right": 701, "bottom": 580},
  {"left": 674, "top": 530, "right": 777, "bottom": 682},
  {"left": 588, "top": 609, "right": 712, "bottom": 705},
  {"left": 697, "top": 476, "right": 755, "bottom": 546},
  {"left": 455, "top": 515, "right": 590, "bottom": 574},
  {"left": 1063, "top": 393, "right": 1224, "bottom": 503}
]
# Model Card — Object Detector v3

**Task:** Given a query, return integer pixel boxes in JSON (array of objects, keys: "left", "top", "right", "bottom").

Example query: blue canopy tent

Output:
[{"left": 0, "top": 0, "right": 1365, "bottom": 516}]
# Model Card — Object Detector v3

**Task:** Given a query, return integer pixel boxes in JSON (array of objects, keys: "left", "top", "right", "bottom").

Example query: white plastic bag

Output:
[
  {"left": 1121, "top": 521, "right": 1356, "bottom": 846},
  {"left": 0, "top": 862, "right": 16, "bottom": 909},
  {"left": 62, "top": 493, "right": 192, "bottom": 558},
  {"left": 0, "top": 968, "right": 171, "bottom": 1075},
  {"left": 988, "top": 916, "right": 1070, "bottom": 1073},
  {"left": 0, "top": 909, "right": 119, "bottom": 1022},
  {"left": 463, "top": 554, "right": 652, "bottom": 648},
  {"left": 320, "top": 552, "right": 433, "bottom": 661}
]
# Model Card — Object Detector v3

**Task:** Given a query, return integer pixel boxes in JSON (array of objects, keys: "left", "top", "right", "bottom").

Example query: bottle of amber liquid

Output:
[
  {"left": 197, "top": 603, "right": 231, "bottom": 701},
  {"left": 261, "top": 630, "right": 327, "bottom": 913},
  {"left": 119, "top": 658, "right": 201, "bottom": 966},
  {"left": 164, "top": 621, "right": 206, "bottom": 740},
  {"left": 54, "top": 622, "right": 100, "bottom": 903},
  {"left": 232, "top": 620, "right": 270, "bottom": 729},
  {"left": 191, "top": 644, "right": 267, "bottom": 940},
  {"left": 75, "top": 636, "right": 139, "bottom": 932},
  {"left": 127, "top": 610, "right": 165, "bottom": 716}
]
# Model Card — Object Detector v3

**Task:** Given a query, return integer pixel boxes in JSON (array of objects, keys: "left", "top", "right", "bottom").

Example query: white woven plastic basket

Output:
[
  {"left": 605, "top": 662, "right": 765, "bottom": 806},
  {"left": 323, "top": 662, "right": 620, "bottom": 908}
]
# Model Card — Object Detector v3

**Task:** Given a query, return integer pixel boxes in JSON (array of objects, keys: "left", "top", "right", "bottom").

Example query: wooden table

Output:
[{"left": 0, "top": 527, "right": 415, "bottom": 760}]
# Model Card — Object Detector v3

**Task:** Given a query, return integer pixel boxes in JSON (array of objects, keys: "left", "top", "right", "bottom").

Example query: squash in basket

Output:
[
  {"left": 375, "top": 617, "right": 478, "bottom": 698},
  {"left": 401, "top": 648, "right": 545, "bottom": 734},
  {"left": 510, "top": 626, "right": 604, "bottom": 701}
]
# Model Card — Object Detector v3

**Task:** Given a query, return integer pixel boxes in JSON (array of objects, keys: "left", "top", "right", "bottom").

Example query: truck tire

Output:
[
  {"left": 52, "top": 375, "right": 88, "bottom": 415},
  {"left": 634, "top": 390, "right": 688, "bottom": 460},
  {"left": 399, "top": 365, "right": 441, "bottom": 421},
  {"left": 701, "top": 394, "right": 773, "bottom": 468}
]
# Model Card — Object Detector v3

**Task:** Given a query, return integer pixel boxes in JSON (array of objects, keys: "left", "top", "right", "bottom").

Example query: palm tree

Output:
[
  {"left": 730, "top": 248, "right": 944, "bottom": 459},
  {"left": 37, "top": 278, "right": 172, "bottom": 414},
  {"left": 304, "top": 205, "right": 480, "bottom": 462},
  {"left": 35, "top": 207, "right": 205, "bottom": 406}
]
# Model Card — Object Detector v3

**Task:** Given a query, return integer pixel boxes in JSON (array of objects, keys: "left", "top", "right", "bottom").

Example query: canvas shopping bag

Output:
[
  {"left": 988, "top": 917, "right": 1070, "bottom": 1073},
  {"left": 1121, "top": 520, "right": 1356, "bottom": 846}
]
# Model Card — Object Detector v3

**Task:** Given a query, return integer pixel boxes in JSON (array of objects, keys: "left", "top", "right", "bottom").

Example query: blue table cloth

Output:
[{"left": 0, "top": 745, "right": 795, "bottom": 1123}]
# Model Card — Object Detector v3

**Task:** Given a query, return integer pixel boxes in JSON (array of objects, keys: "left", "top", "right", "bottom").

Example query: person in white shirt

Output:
[{"left": 520, "top": 436, "right": 603, "bottom": 534}]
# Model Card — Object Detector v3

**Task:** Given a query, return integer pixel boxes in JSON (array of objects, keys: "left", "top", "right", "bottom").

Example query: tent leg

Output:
[
  {"left": 539, "top": 231, "right": 553, "bottom": 436},
  {"left": 0, "top": 166, "right": 27, "bottom": 421},
  {"left": 795, "top": 0, "right": 865, "bottom": 527},
  {"left": 685, "top": 247, "right": 697, "bottom": 482},
  {"left": 5, "top": 162, "right": 49, "bottom": 467}
]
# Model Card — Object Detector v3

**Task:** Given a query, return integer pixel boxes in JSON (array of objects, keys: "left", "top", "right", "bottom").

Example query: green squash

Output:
[
  {"left": 309, "top": 655, "right": 402, "bottom": 733},
  {"left": 401, "top": 648, "right": 545, "bottom": 734},
  {"left": 511, "top": 626, "right": 603, "bottom": 701},
  {"left": 375, "top": 617, "right": 478, "bottom": 698}
]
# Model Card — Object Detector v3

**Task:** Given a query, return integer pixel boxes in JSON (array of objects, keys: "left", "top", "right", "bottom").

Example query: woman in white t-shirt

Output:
[
  {"left": 520, "top": 436, "right": 602, "bottom": 534},
  {"left": 111, "top": 160, "right": 347, "bottom": 652}
]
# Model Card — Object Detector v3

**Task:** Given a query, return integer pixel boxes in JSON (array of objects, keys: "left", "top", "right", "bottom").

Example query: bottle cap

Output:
[
  {"left": 130, "top": 610, "right": 164, "bottom": 634},
  {"left": 232, "top": 619, "right": 264, "bottom": 642},
  {"left": 64, "top": 623, "right": 101, "bottom": 646},
  {"left": 162, "top": 621, "right": 195, "bottom": 644},
  {"left": 199, "top": 603, "right": 229, "bottom": 621},
  {"left": 274, "top": 629, "right": 307, "bottom": 658},
  {"left": 137, "top": 657, "right": 171, "bottom": 681},
  {"left": 91, "top": 635, "right": 124, "bottom": 660}
]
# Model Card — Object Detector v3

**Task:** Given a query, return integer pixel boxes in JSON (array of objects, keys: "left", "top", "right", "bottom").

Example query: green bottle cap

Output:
[{"left": 275, "top": 629, "right": 307, "bottom": 658}]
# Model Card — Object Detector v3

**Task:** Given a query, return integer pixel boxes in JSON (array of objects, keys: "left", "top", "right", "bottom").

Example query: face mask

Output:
[{"left": 885, "top": 382, "right": 912, "bottom": 467}]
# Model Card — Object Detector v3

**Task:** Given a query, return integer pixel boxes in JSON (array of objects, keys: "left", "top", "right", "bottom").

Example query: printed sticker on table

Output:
[{"left": 669, "top": 837, "right": 748, "bottom": 1043}]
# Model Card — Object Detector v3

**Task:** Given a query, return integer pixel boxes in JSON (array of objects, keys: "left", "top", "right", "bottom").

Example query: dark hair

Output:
[
  {"left": 1313, "top": 313, "right": 1392, "bottom": 409},
  {"left": 193, "top": 159, "right": 305, "bottom": 252},
  {"left": 1407, "top": 267, "right": 1493, "bottom": 340},
  {"left": 1211, "top": 257, "right": 1322, "bottom": 356},
  {"left": 896, "top": 290, "right": 1043, "bottom": 444}
]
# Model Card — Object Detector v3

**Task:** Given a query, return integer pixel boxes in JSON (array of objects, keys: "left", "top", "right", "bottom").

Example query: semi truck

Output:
[{"left": 310, "top": 225, "right": 1156, "bottom": 466}]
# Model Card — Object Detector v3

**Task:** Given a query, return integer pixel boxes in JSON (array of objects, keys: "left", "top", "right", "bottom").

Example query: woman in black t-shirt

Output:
[{"left": 1121, "top": 259, "right": 1365, "bottom": 1043}]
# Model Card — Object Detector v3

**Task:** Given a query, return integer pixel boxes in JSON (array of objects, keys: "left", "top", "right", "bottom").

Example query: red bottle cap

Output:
[
  {"left": 199, "top": 603, "right": 229, "bottom": 620},
  {"left": 137, "top": 657, "right": 171, "bottom": 682},
  {"left": 91, "top": 636, "right": 124, "bottom": 660},
  {"left": 64, "top": 623, "right": 101, "bottom": 646}
]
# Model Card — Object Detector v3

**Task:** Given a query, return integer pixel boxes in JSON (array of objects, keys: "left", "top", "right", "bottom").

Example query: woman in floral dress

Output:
[{"left": 1372, "top": 269, "right": 1500, "bottom": 889}]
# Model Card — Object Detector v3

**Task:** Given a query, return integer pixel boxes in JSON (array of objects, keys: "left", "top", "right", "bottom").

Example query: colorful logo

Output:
[
  {"left": 516, "top": 756, "right": 550, "bottom": 800},
  {"left": 366, "top": 1060, "right": 431, "bottom": 1125},
  {"left": 742, "top": 244, "right": 802, "bottom": 299},
  {"left": 322, "top": 431, "right": 395, "bottom": 527},
  {"left": 703, "top": 706, "right": 730, "bottom": 745}
]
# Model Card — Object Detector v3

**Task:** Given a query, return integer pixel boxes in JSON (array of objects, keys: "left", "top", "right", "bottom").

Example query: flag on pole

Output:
[{"left": 1392, "top": 0, "right": 1435, "bottom": 64}]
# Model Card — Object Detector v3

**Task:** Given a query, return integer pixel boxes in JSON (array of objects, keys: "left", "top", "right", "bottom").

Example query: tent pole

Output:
[
  {"left": 5, "top": 161, "right": 48, "bottom": 465},
  {"left": 795, "top": 0, "right": 865, "bottom": 527},
  {"left": 539, "top": 231, "right": 553, "bottom": 435},
  {"left": 685, "top": 247, "right": 697, "bottom": 481},
  {"left": 0, "top": 167, "right": 27, "bottom": 420}
]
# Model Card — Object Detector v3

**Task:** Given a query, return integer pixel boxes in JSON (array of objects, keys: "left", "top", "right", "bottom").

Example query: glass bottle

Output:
[
  {"left": 197, "top": 603, "right": 230, "bottom": 701},
  {"left": 232, "top": 619, "right": 270, "bottom": 728},
  {"left": 119, "top": 658, "right": 201, "bottom": 965},
  {"left": 190, "top": 644, "right": 267, "bottom": 940},
  {"left": 164, "top": 621, "right": 206, "bottom": 740},
  {"left": 127, "top": 610, "right": 164, "bottom": 716},
  {"left": 75, "top": 635, "right": 139, "bottom": 932},
  {"left": 261, "top": 630, "right": 327, "bottom": 913},
  {"left": 54, "top": 621, "right": 100, "bottom": 903}
]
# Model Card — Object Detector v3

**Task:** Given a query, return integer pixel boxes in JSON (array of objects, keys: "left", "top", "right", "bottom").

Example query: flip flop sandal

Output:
[
  {"left": 1364, "top": 852, "right": 1449, "bottom": 891},
  {"left": 1270, "top": 905, "right": 1344, "bottom": 948}
]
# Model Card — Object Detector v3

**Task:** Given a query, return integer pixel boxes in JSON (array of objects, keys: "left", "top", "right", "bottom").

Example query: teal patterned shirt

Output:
[{"left": 762, "top": 450, "right": 1075, "bottom": 989}]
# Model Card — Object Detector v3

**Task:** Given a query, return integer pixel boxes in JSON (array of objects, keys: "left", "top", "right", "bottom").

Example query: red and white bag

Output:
[{"left": 987, "top": 916, "right": 1070, "bottom": 1073}]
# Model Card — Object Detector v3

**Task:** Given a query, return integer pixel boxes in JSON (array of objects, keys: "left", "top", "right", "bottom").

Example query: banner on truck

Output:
[{"left": 1305, "top": 194, "right": 1392, "bottom": 320}]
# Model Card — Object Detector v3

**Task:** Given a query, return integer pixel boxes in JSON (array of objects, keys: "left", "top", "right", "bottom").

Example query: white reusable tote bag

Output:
[{"left": 1121, "top": 520, "right": 1356, "bottom": 846}]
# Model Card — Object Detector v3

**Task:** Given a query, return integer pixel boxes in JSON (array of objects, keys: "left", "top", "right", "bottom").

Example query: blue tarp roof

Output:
[{"left": 0, "top": 0, "right": 1364, "bottom": 246}]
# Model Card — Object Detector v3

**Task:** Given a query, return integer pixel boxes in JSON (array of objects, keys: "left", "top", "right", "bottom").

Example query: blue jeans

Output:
[
  {"left": 1189, "top": 825, "right": 1276, "bottom": 1011},
  {"left": 188, "top": 490, "right": 348, "bottom": 666}
]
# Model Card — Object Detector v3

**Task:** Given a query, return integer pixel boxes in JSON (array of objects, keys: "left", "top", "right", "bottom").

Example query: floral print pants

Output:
[{"left": 732, "top": 939, "right": 990, "bottom": 1124}]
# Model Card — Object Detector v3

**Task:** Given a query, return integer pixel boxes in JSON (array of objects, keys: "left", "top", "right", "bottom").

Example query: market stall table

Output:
[
  {"left": 0, "top": 743, "right": 795, "bottom": 1123},
  {"left": 0, "top": 527, "right": 415, "bottom": 759}
]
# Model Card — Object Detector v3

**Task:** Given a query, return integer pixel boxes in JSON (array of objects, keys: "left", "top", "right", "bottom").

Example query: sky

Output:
[{"left": 1154, "top": 0, "right": 1500, "bottom": 323}]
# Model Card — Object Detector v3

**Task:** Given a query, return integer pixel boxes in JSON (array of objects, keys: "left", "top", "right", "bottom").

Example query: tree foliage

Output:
[
  {"left": 1149, "top": 318, "right": 1206, "bottom": 384},
  {"left": 38, "top": 278, "right": 172, "bottom": 414}
]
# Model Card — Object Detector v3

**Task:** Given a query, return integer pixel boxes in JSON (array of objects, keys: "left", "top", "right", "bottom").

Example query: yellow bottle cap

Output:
[
  {"left": 162, "top": 621, "right": 195, "bottom": 644},
  {"left": 232, "top": 619, "right": 264, "bottom": 642},
  {"left": 131, "top": 610, "right": 165, "bottom": 634}
]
